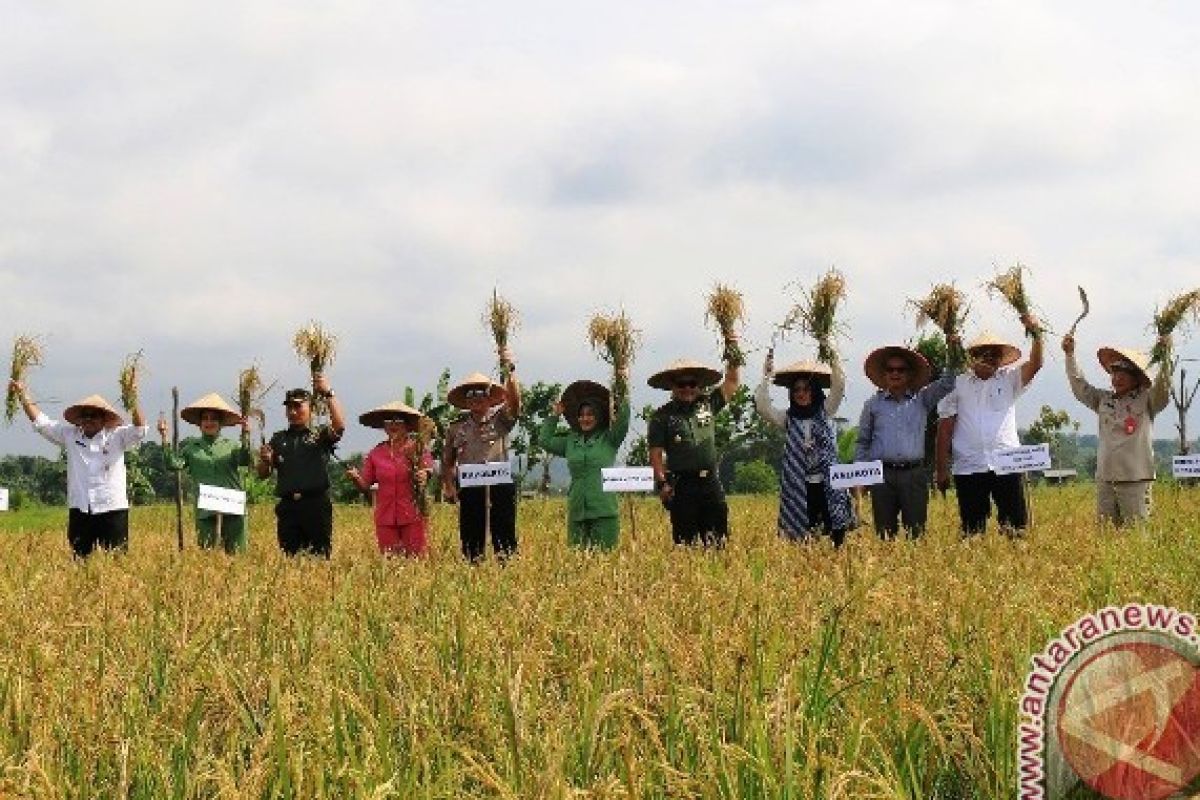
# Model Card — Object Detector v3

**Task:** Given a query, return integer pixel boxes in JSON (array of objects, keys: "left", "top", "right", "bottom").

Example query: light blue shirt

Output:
[{"left": 854, "top": 373, "right": 956, "bottom": 463}]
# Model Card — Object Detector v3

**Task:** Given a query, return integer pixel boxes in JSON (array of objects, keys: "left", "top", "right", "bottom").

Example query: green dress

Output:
[
  {"left": 166, "top": 433, "right": 253, "bottom": 553},
  {"left": 537, "top": 398, "right": 631, "bottom": 549}
]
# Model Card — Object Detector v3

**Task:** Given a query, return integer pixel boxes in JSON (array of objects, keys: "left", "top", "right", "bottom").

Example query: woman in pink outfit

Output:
[{"left": 346, "top": 401, "right": 433, "bottom": 556}]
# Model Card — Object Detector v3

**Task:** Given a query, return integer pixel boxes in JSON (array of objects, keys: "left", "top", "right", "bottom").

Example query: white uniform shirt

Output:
[
  {"left": 936, "top": 366, "right": 1025, "bottom": 475},
  {"left": 33, "top": 413, "right": 148, "bottom": 513}
]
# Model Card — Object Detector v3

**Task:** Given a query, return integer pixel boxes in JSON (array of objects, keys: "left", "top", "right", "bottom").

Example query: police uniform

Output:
[
  {"left": 445, "top": 406, "right": 518, "bottom": 560},
  {"left": 648, "top": 390, "right": 729, "bottom": 545}
]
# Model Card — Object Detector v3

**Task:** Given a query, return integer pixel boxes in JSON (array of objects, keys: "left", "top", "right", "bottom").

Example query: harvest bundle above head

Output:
[
  {"left": 292, "top": 321, "right": 338, "bottom": 418},
  {"left": 911, "top": 283, "right": 969, "bottom": 337},
  {"left": 801, "top": 268, "right": 847, "bottom": 366},
  {"left": 587, "top": 310, "right": 641, "bottom": 401},
  {"left": 237, "top": 365, "right": 275, "bottom": 441},
  {"left": 5, "top": 334, "right": 44, "bottom": 424},
  {"left": 118, "top": 350, "right": 144, "bottom": 412},
  {"left": 705, "top": 284, "right": 746, "bottom": 367},
  {"left": 985, "top": 263, "right": 1040, "bottom": 335},
  {"left": 1150, "top": 288, "right": 1200, "bottom": 365},
  {"left": 483, "top": 289, "right": 519, "bottom": 380}
]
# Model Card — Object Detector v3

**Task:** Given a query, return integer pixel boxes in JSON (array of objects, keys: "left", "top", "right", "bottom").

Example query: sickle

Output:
[{"left": 1067, "top": 286, "right": 1090, "bottom": 337}]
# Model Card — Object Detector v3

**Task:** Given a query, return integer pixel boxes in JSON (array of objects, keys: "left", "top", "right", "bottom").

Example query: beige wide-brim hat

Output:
[
  {"left": 772, "top": 360, "right": 833, "bottom": 389},
  {"left": 447, "top": 372, "right": 506, "bottom": 409},
  {"left": 1098, "top": 346, "right": 1151, "bottom": 388},
  {"left": 63, "top": 395, "right": 123, "bottom": 428},
  {"left": 180, "top": 393, "right": 243, "bottom": 427},
  {"left": 359, "top": 400, "right": 424, "bottom": 429},
  {"left": 560, "top": 380, "right": 611, "bottom": 432},
  {"left": 966, "top": 331, "right": 1022, "bottom": 367},
  {"left": 864, "top": 346, "right": 933, "bottom": 390},
  {"left": 647, "top": 359, "right": 722, "bottom": 391}
]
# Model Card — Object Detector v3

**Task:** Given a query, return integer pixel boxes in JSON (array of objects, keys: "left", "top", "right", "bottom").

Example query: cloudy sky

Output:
[{"left": 2, "top": 1, "right": 1199, "bottom": 456}]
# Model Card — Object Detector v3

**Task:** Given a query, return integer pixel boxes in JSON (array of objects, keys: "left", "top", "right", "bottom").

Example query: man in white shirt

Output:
[
  {"left": 9, "top": 381, "right": 148, "bottom": 556},
  {"left": 934, "top": 317, "right": 1043, "bottom": 536}
]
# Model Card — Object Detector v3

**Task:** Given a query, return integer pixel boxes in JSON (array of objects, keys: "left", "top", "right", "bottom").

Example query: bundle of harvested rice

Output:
[
  {"left": 118, "top": 350, "right": 144, "bottom": 412},
  {"left": 985, "top": 263, "right": 1040, "bottom": 335},
  {"left": 801, "top": 268, "right": 847, "bottom": 365},
  {"left": 292, "top": 321, "right": 338, "bottom": 418},
  {"left": 483, "top": 289, "right": 519, "bottom": 380},
  {"left": 1150, "top": 288, "right": 1200, "bottom": 365},
  {"left": 410, "top": 416, "right": 436, "bottom": 518},
  {"left": 5, "top": 335, "right": 43, "bottom": 424},
  {"left": 237, "top": 364, "right": 275, "bottom": 443},
  {"left": 911, "top": 283, "right": 969, "bottom": 337},
  {"left": 587, "top": 310, "right": 641, "bottom": 401},
  {"left": 705, "top": 284, "right": 746, "bottom": 367}
]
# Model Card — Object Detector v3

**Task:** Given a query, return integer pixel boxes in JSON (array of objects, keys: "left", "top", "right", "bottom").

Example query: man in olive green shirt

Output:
[
  {"left": 648, "top": 354, "right": 741, "bottom": 546},
  {"left": 257, "top": 375, "right": 346, "bottom": 557}
]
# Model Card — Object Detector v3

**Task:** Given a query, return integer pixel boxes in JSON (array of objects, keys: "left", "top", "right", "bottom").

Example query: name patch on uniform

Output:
[
  {"left": 197, "top": 484, "right": 247, "bottom": 516},
  {"left": 602, "top": 467, "right": 655, "bottom": 493},
  {"left": 829, "top": 461, "right": 884, "bottom": 490},
  {"left": 459, "top": 461, "right": 513, "bottom": 487},
  {"left": 0, "top": 487, "right": 8, "bottom": 512},
  {"left": 1173, "top": 455, "right": 1200, "bottom": 478},
  {"left": 992, "top": 444, "right": 1051, "bottom": 475}
]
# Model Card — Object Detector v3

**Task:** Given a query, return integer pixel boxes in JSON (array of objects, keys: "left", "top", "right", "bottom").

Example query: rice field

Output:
[{"left": 0, "top": 484, "right": 1197, "bottom": 798}]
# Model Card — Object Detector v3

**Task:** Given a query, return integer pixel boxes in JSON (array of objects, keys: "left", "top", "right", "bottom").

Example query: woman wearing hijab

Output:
[
  {"left": 346, "top": 400, "right": 434, "bottom": 557},
  {"left": 158, "top": 393, "right": 252, "bottom": 553},
  {"left": 536, "top": 373, "right": 631, "bottom": 550},
  {"left": 754, "top": 353, "right": 855, "bottom": 545}
]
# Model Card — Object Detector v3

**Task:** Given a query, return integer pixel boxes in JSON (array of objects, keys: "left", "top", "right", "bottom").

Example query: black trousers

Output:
[
  {"left": 953, "top": 471, "right": 1027, "bottom": 536},
  {"left": 805, "top": 485, "right": 846, "bottom": 547},
  {"left": 458, "top": 483, "right": 517, "bottom": 561},
  {"left": 67, "top": 508, "right": 129, "bottom": 557},
  {"left": 668, "top": 473, "right": 728, "bottom": 547},
  {"left": 869, "top": 465, "right": 930, "bottom": 539},
  {"left": 275, "top": 494, "right": 333, "bottom": 557}
]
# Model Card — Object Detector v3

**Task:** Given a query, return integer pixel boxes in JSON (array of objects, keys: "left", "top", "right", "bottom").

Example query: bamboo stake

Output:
[{"left": 172, "top": 387, "right": 183, "bottom": 551}]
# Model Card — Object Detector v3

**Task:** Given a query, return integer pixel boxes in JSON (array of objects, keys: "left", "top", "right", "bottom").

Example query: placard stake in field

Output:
[{"left": 172, "top": 387, "right": 184, "bottom": 551}]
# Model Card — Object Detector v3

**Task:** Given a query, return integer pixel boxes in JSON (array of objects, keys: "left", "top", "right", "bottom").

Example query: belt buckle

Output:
[
  {"left": 698, "top": 469, "right": 709, "bottom": 478},
  {"left": 291, "top": 492, "right": 303, "bottom": 501}
]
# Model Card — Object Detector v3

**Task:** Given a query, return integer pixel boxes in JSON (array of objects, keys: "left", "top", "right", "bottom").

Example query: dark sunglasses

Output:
[
  {"left": 383, "top": 417, "right": 409, "bottom": 425},
  {"left": 975, "top": 348, "right": 1003, "bottom": 362},
  {"left": 78, "top": 410, "right": 102, "bottom": 420},
  {"left": 465, "top": 388, "right": 490, "bottom": 399},
  {"left": 674, "top": 380, "right": 699, "bottom": 389},
  {"left": 885, "top": 365, "right": 910, "bottom": 374}
]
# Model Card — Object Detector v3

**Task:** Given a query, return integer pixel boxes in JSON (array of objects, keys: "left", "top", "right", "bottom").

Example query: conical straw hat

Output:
[
  {"left": 966, "top": 331, "right": 1022, "bottom": 366},
  {"left": 863, "top": 346, "right": 932, "bottom": 390},
  {"left": 1097, "top": 346, "right": 1151, "bottom": 388},
  {"left": 772, "top": 360, "right": 833, "bottom": 389},
  {"left": 447, "top": 372, "right": 506, "bottom": 409},
  {"left": 358, "top": 400, "right": 424, "bottom": 429},
  {"left": 647, "top": 359, "right": 722, "bottom": 391},
  {"left": 63, "top": 395, "right": 123, "bottom": 428},
  {"left": 180, "top": 393, "right": 242, "bottom": 427},
  {"left": 560, "top": 380, "right": 611, "bottom": 432}
]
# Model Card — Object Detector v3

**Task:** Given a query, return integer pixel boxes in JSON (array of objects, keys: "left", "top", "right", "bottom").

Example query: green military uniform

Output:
[
  {"left": 166, "top": 433, "right": 252, "bottom": 553},
  {"left": 537, "top": 398, "right": 631, "bottom": 550},
  {"left": 648, "top": 390, "right": 729, "bottom": 545}
]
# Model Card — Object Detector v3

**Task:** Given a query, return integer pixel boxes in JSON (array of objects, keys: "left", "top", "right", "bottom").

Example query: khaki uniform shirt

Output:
[
  {"left": 1065, "top": 352, "right": 1170, "bottom": 482},
  {"left": 446, "top": 407, "right": 516, "bottom": 468}
]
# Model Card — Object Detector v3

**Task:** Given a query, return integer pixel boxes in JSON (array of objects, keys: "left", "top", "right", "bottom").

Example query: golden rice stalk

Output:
[
  {"left": 237, "top": 365, "right": 276, "bottom": 441},
  {"left": 1150, "top": 288, "right": 1200, "bottom": 364},
  {"left": 5, "top": 334, "right": 44, "bottom": 424},
  {"left": 292, "top": 321, "right": 338, "bottom": 418},
  {"left": 705, "top": 284, "right": 747, "bottom": 367},
  {"left": 482, "top": 289, "right": 519, "bottom": 377},
  {"left": 118, "top": 350, "right": 144, "bottom": 412},
  {"left": 985, "top": 264, "right": 1038, "bottom": 334},
  {"left": 409, "top": 416, "right": 436, "bottom": 517},
  {"left": 587, "top": 310, "right": 642, "bottom": 401},
  {"left": 800, "top": 268, "right": 847, "bottom": 365},
  {"left": 910, "top": 284, "right": 970, "bottom": 336},
  {"left": 292, "top": 321, "right": 338, "bottom": 376}
]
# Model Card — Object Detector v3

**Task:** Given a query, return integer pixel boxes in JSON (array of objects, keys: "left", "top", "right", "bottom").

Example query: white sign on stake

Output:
[
  {"left": 1173, "top": 455, "right": 1200, "bottom": 478},
  {"left": 602, "top": 467, "right": 655, "bottom": 493},
  {"left": 993, "top": 444, "right": 1052, "bottom": 475},
  {"left": 0, "top": 487, "right": 8, "bottom": 512},
  {"left": 197, "top": 484, "right": 247, "bottom": 516},
  {"left": 829, "top": 461, "right": 885, "bottom": 490},
  {"left": 458, "top": 461, "right": 513, "bottom": 488}
]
